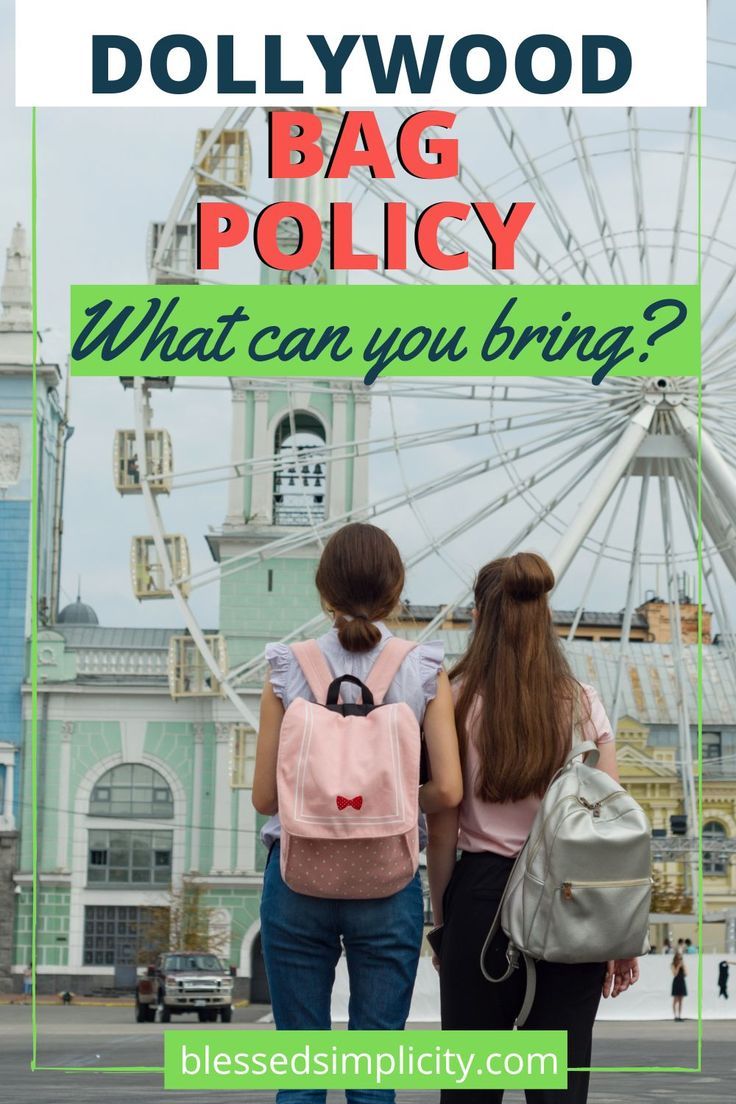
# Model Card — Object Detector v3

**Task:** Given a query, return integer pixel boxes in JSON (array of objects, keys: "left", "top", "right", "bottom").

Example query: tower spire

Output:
[{"left": 0, "top": 223, "right": 32, "bottom": 331}]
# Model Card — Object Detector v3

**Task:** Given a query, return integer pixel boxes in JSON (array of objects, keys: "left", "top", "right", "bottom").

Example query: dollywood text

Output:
[{"left": 196, "top": 111, "right": 534, "bottom": 274}]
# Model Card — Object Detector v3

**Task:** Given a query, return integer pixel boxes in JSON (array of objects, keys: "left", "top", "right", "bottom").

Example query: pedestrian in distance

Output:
[
  {"left": 717, "top": 960, "right": 736, "bottom": 999},
  {"left": 671, "top": 952, "right": 688, "bottom": 1020},
  {"left": 427, "top": 552, "right": 641, "bottom": 1104},
  {"left": 253, "top": 522, "right": 463, "bottom": 1104}
]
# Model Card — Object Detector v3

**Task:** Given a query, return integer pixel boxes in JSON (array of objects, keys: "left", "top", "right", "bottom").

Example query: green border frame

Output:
[{"left": 28, "top": 105, "right": 706, "bottom": 1077}]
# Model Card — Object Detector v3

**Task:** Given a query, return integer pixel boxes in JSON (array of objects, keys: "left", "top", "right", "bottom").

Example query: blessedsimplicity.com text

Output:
[{"left": 177, "top": 1041, "right": 560, "bottom": 1086}]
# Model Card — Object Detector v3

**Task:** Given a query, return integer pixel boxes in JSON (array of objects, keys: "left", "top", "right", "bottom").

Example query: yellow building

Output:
[
  {"left": 616, "top": 717, "right": 736, "bottom": 909},
  {"left": 395, "top": 605, "right": 736, "bottom": 950}
]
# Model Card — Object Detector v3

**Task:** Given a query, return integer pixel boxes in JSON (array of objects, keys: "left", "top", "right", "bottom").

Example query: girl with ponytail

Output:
[
  {"left": 427, "top": 552, "right": 638, "bottom": 1104},
  {"left": 253, "top": 523, "right": 462, "bottom": 1104}
]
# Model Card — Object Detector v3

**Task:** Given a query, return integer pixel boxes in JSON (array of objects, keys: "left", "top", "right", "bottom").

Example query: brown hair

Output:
[
  {"left": 315, "top": 523, "right": 405, "bottom": 652},
  {"left": 449, "top": 552, "right": 587, "bottom": 803}
]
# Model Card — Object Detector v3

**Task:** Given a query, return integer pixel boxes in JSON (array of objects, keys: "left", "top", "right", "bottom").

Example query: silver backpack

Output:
[{"left": 481, "top": 738, "right": 652, "bottom": 1026}]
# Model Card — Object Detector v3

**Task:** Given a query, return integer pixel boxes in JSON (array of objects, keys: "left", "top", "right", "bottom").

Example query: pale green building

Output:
[{"left": 14, "top": 378, "right": 370, "bottom": 997}]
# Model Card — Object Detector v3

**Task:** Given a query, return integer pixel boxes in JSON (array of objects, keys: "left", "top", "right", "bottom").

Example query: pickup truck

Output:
[{"left": 135, "top": 951, "right": 236, "bottom": 1023}]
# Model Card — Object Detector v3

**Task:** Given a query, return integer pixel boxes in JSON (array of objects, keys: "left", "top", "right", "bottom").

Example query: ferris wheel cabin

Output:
[
  {"left": 194, "top": 128, "right": 252, "bottom": 196},
  {"left": 114, "top": 429, "right": 172, "bottom": 495},
  {"left": 147, "top": 221, "right": 199, "bottom": 284},
  {"left": 130, "top": 534, "right": 190, "bottom": 600},
  {"left": 167, "top": 633, "right": 228, "bottom": 699}
]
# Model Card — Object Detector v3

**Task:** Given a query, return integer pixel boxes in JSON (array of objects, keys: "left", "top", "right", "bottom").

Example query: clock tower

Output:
[{"left": 208, "top": 111, "right": 369, "bottom": 668}]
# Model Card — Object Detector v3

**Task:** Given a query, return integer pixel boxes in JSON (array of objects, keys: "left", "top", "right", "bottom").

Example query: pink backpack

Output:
[{"left": 276, "top": 637, "right": 421, "bottom": 899}]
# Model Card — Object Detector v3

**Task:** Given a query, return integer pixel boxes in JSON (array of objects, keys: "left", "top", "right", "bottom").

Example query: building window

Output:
[
  {"left": 230, "top": 725, "right": 256, "bottom": 789},
  {"left": 90, "top": 764, "right": 173, "bottom": 818},
  {"left": 703, "top": 821, "right": 727, "bottom": 876},
  {"left": 83, "top": 905, "right": 167, "bottom": 966},
  {"left": 273, "top": 412, "right": 326, "bottom": 526},
  {"left": 701, "top": 733, "right": 723, "bottom": 777},
  {"left": 87, "top": 829, "right": 173, "bottom": 886}
]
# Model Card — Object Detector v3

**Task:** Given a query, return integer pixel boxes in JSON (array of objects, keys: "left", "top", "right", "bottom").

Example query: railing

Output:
[
  {"left": 75, "top": 649, "right": 168, "bottom": 678},
  {"left": 651, "top": 836, "right": 736, "bottom": 861},
  {"left": 273, "top": 504, "right": 326, "bottom": 527}
]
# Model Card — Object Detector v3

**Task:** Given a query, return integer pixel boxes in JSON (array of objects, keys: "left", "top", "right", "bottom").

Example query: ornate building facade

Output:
[{"left": 0, "top": 225, "right": 63, "bottom": 991}]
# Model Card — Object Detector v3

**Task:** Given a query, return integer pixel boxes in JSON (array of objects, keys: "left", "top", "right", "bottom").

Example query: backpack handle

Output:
[
  {"left": 326, "top": 675, "right": 375, "bottom": 707},
  {"left": 564, "top": 740, "right": 600, "bottom": 769}
]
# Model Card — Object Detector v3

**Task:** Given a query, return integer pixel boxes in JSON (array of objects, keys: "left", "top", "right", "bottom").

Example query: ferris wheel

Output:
[{"left": 114, "top": 105, "right": 736, "bottom": 888}]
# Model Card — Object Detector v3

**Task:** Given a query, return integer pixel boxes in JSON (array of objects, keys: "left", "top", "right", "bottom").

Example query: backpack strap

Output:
[
  {"left": 364, "top": 638, "right": 417, "bottom": 704},
  {"left": 479, "top": 908, "right": 537, "bottom": 1028},
  {"left": 565, "top": 741, "right": 600, "bottom": 768},
  {"left": 290, "top": 640, "right": 335, "bottom": 703}
]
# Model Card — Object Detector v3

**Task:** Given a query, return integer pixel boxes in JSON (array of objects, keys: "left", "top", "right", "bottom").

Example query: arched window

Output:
[
  {"left": 90, "top": 764, "right": 173, "bottom": 819},
  {"left": 703, "top": 821, "right": 727, "bottom": 876},
  {"left": 273, "top": 412, "right": 326, "bottom": 525}
]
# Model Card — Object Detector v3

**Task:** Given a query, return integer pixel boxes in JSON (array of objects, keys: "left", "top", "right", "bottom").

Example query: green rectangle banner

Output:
[
  {"left": 163, "top": 1030, "right": 568, "bottom": 1091},
  {"left": 70, "top": 284, "right": 700, "bottom": 385}
]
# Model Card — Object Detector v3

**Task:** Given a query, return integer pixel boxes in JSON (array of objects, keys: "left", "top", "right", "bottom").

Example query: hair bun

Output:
[
  {"left": 501, "top": 552, "right": 554, "bottom": 602},
  {"left": 334, "top": 614, "right": 381, "bottom": 652}
]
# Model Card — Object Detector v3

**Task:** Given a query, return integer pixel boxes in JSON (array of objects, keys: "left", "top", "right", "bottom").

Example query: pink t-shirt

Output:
[{"left": 457, "top": 683, "right": 614, "bottom": 858}]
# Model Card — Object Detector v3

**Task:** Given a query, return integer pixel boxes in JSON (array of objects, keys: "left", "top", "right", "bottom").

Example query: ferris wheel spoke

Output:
[
  {"left": 187, "top": 406, "right": 627, "bottom": 592},
  {"left": 673, "top": 462, "right": 736, "bottom": 686},
  {"left": 168, "top": 407, "right": 602, "bottom": 492},
  {"left": 226, "top": 611, "right": 332, "bottom": 687},
  {"left": 404, "top": 416, "right": 627, "bottom": 572},
  {"left": 705, "top": 427, "right": 736, "bottom": 469},
  {"left": 668, "top": 108, "right": 697, "bottom": 285},
  {"left": 677, "top": 455, "right": 736, "bottom": 580},
  {"left": 387, "top": 389, "right": 468, "bottom": 588},
  {"left": 489, "top": 109, "right": 605, "bottom": 285},
  {"left": 701, "top": 159, "right": 736, "bottom": 278},
  {"left": 548, "top": 405, "right": 656, "bottom": 584},
  {"left": 658, "top": 471, "right": 698, "bottom": 899},
  {"left": 701, "top": 304, "right": 736, "bottom": 359},
  {"left": 674, "top": 404, "right": 736, "bottom": 522},
  {"left": 562, "top": 109, "right": 625, "bottom": 284},
  {"left": 565, "top": 471, "right": 634, "bottom": 643},
  {"left": 702, "top": 269, "right": 736, "bottom": 336},
  {"left": 626, "top": 109, "right": 652, "bottom": 283},
  {"left": 608, "top": 468, "right": 651, "bottom": 733},
  {"left": 410, "top": 425, "right": 625, "bottom": 642}
]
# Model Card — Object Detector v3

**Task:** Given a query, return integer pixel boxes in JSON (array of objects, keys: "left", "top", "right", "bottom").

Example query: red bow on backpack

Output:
[{"left": 336, "top": 795, "right": 363, "bottom": 811}]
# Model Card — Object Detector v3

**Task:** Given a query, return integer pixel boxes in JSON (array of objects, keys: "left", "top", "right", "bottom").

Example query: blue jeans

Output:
[{"left": 260, "top": 844, "right": 424, "bottom": 1104}]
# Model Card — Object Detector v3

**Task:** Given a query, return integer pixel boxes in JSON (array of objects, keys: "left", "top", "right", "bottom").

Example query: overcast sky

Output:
[{"left": 2, "top": 0, "right": 735, "bottom": 633}]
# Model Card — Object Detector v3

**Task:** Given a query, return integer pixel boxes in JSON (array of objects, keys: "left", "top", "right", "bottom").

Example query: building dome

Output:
[{"left": 57, "top": 598, "right": 99, "bottom": 625}]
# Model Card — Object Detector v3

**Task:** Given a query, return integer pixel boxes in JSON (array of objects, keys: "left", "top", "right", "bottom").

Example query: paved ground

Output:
[{"left": 1, "top": 1004, "right": 732, "bottom": 1103}]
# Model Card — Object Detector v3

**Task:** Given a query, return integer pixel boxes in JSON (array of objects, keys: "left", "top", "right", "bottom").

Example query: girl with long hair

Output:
[
  {"left": 671, "top": 953, "right": 688, "bottom": 1020},
  {"left": 253, "top": 522, "right": 463, "bottom": 1104},
  {"left": 427, "top": 551, "right": 639, "bottom": 1104}
]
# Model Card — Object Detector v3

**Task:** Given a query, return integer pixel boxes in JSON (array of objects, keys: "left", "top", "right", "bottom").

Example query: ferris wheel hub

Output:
[{"left": 642, "top": 377, "right": 686, "bottom": 406}]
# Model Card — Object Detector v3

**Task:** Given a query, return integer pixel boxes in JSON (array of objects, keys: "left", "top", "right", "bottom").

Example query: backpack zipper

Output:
[
  {"left": 562, "top": 877, "right": 651, "bottom": 901},
  {"left": 576, "top": 792, "right": 620, "bottom": 818},
  {"left": 528, "top": 789, "right": 627, "bottom": 866}
]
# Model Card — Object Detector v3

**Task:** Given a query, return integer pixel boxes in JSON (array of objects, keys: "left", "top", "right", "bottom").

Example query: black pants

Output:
[{"left": 440, "top": 850, "right": 605, "bottom": 1104}]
